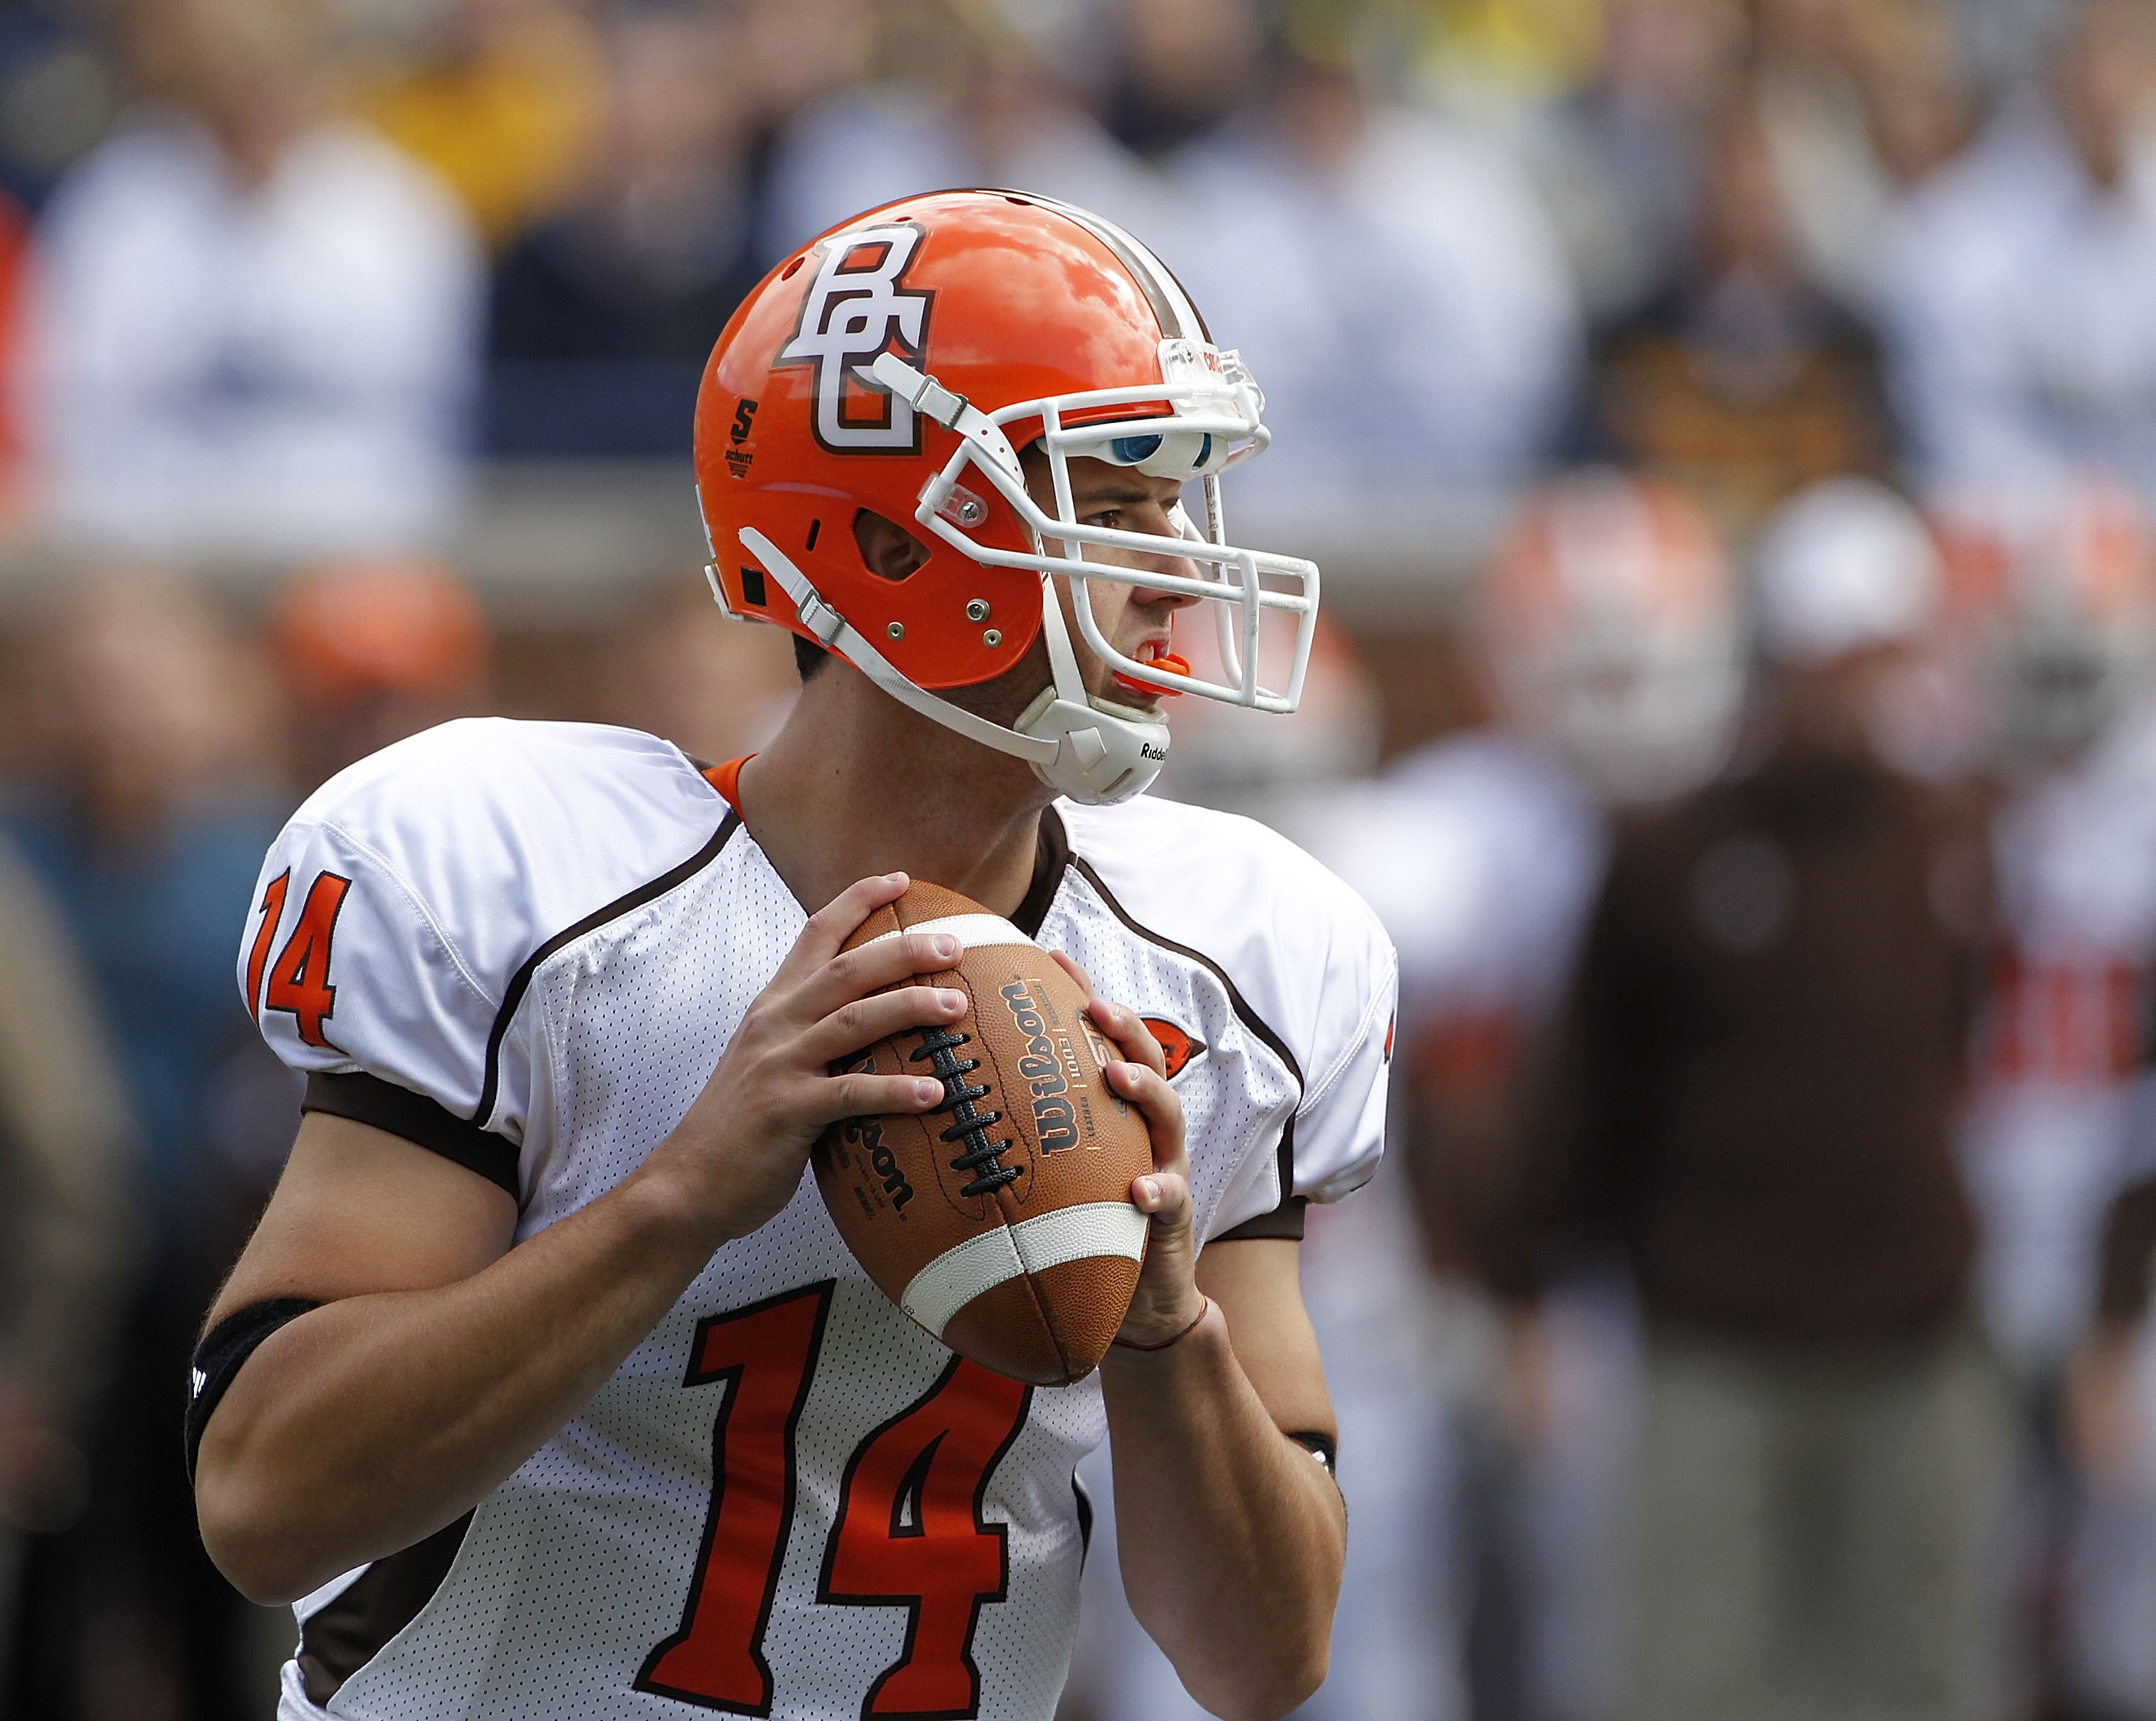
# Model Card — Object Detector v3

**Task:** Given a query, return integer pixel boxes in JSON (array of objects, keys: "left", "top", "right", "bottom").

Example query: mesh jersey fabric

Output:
[{"left": 237, "top": 717, "right": 1395, "bottom": 1721}]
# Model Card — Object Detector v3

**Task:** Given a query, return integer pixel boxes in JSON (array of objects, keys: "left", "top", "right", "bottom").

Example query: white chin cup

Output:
[{"left": 1015, "top": 687, "right": 1169, "bottom": 805}]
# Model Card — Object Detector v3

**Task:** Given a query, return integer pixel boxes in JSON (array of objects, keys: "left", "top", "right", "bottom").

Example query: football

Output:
[{"left": 815, "top": 882, "right": 1156, "bottom": 1385}]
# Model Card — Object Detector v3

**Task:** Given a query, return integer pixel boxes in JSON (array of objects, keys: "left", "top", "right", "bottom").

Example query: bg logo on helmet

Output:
[{"left": 777, "top": 222, "right": 934, "bottom": 455}]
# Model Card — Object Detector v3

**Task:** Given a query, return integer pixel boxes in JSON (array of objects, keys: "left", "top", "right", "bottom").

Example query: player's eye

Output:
[{"left": 1084, "top": 508, "right": 1123, "bottom": 530}]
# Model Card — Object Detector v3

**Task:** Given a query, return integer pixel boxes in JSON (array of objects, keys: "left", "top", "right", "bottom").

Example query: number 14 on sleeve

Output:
[{"left": 247, "top": 869, "right": 354, "bottom": 1050}]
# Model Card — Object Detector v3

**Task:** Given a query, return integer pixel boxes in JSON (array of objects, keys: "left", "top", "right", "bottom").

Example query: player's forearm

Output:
[
  {"left": 1100, "top": 1303, "right": 1346, "bottom": 1721},
  {"left": 196, "top": 1167, "right": 719, "bottom": 1603}
]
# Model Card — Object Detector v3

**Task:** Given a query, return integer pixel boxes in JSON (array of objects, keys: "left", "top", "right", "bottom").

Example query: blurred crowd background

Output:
[{"left": 8, "top": 0, "right": 2156, "bottom": 1717}]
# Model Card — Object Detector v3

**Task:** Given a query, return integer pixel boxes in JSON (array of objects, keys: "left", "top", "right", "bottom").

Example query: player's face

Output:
[{"left": 1026, "top": 453, "right": 1203, "bottom": 709}]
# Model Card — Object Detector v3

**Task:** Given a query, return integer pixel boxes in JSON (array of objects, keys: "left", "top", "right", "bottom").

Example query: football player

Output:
[
  {"left": 1294, "top": 470, "right": 1740, "bottom": 1721},
  {"left": 188, "top": 190, "right": 1396, "bottom": 1721},
  {"left": 1935, "top": 472, "right": 2156, "bottom": 1711}
]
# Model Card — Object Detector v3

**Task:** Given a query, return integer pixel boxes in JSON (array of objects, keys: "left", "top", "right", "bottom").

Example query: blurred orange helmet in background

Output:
[
  {"left": 1482, "top": 467, "right": 1743, "bottom": 800},
  {"left": 692, "top": 188, "right": 1319, "bottom": 804},
  {"left": 272, "top": 553, "right": 491, "bottom": 711},
  {"left": 1934, "top": 469, "right": 2156, "bottom": 759}
]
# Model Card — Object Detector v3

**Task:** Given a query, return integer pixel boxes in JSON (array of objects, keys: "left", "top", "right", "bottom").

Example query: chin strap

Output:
[{"left": 737, "top": 528, "right": 1170, "bottom": 803}]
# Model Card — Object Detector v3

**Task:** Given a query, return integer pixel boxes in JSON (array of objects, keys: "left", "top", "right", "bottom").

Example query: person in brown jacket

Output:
[{"left": 1483, "top": 477, "right": 2009, "bottom": 1721}]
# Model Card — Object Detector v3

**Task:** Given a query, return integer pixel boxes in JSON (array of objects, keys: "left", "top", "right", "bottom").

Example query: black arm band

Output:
[
  {"left": 1212, "top": 1196, "right": 1308, "bottom": 1243},
  {"left": 185, "top": 1298, "right": 321, "bottom": 1485}
]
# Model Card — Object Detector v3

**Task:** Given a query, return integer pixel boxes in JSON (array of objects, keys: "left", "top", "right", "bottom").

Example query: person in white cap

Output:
[
  {"left": 1481, "top": 475, "right": 2011, "bottom": 1721},
  {"left": 1751, "top": 474, "right": 1945, "bottom": 758}
]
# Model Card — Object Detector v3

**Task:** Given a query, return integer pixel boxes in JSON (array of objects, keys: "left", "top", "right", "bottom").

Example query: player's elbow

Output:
[
  {"left": 1182, "top": 1633, "right": 1330, "bottom": 1721},
  {"left": 1258, "top": 1640, "right": 1332, "bottom": 1720},
  {"left": 195, "top": 1456, "right": 330, "bottom": 1605}
]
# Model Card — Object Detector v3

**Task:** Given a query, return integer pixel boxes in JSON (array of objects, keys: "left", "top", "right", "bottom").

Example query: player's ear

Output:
[{"left": 852, "top": 510, "right": 930, "bottom": 583}]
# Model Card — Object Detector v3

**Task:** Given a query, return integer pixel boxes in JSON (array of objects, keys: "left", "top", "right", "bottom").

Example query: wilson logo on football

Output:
[
  {"left": 839, "top": 1115, "right": 914, "bottom": 1212},
  {"left": 777, "top": 221, "right": 933, "bottom": 454},
  {"left": 999, "top": 979, "right": 1080, "bottom": 1154}
]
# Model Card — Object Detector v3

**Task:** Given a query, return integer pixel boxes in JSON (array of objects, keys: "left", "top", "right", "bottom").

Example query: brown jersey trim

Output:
[
  {"left": 471, "top": 810, "right": 742, "bottom": 1130},
  {"left": 1064, "top": 854, "right": 1304, "bottom": 1203},
  {"left": 303, "top": 1070, "right": 519, "bottom": 1197},
  {"left": 299, "top": 1511, "right": 475, "bottom": 1706},
  {"left": 1211, "top": 1122, "right": 1304, "bottom": 1240},
  {"left": 1064, "top": 857, "right": 1302, "bottom": 1086},
  {"left": 1012, "top": 806, "right": 1071, "bottom": 938},
  {"left": 1212, "top": 1201, "right": 1307, "bottom": 1242}
]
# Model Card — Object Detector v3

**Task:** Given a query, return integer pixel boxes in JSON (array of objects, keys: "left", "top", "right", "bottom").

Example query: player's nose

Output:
[{"left": 1125, "top": 527, "right": 1204, "bottom": 606}]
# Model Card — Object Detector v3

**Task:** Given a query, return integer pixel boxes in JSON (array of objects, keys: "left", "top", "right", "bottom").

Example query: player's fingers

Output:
[
  {"left": 793, "top": 931, "right": 963, "bottom": 1021},
  {"left": 811, "top": 1070, "right": 945, "bottom": 1127},
  {"left": 1049, "top": 949, "right": 1098, "bottom": 1002},
  {"left": 1128, "top": 1167, "right": 1192, "bottom": 1227},
  {"left": 1052, "top": 952, "right": 1166, "bottom": 1078},
  {"left": 800, "top": 984, "right": 968, "bottom": 1067},
  {"left": 1104, "top": 1058, "right": 1185, "bottom": 1170},
  {"left": 785, "top": 872, "right": 911, "bottom": 973}
]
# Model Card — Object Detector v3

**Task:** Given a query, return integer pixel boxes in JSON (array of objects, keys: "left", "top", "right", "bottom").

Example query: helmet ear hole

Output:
[{"left": 853, "top": 509, "right": 931, "bottom": 583}]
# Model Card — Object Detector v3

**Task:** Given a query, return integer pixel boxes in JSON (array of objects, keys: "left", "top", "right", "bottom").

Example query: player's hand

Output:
[
  {"left": 1051, "top": 953, "right": 1202, "bottom": 1346},
  {"left": 640, "top": 872, "right": 965, "bottom": 1245}
]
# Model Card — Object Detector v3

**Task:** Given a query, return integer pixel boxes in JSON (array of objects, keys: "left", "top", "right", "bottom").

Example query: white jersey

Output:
[
  {"left": 235, "top": 718, "right": 1395, "bottom": 1721},
  {"left": 1965, "top": 706, "right": 2156, "bottom": 1372}
]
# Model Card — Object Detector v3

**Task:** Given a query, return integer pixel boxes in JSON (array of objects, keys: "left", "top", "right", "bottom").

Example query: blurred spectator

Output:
[
  {"left": 487, "top": 1, "right": 769, "bottom": 456},
  {"left": 1358, "top": 473, "right": 1743, "bottom": 1288},
  {"left": 0, "top": 4, "right": 119, "bottom": 211},
  {"left": 732, "top": 0, "right": 872, "bottom": 136},
  {"left": 1940, "top": 474, "right": 2156, "bottom": 1714},
  {"left": 1949, "top": 475, "right": 2156, "bottom": 1372},
  {"left": 1754, "top": 0, "right": 1981, "bottom": 313},
  {"left": 1486, "top": 477, "right": 2007, "bottom": 1721},
  {"left": 762, "top": 1, "right": 1167, "bottom": 262},
  {"left": 1407, "top": 0, "right": 1607, "bottom": 113},
  {"left": 1523, "top": 0, "right": 1748, "bottom": 320},
  {"left": 1574, "top": 91, "right": 1899, "bottom": 535},
  {"left": 0, "top": 833, "right": 137, "bottom": 1702},
  {"left": 1169, "top": 35, "right": 1580, "bottom": 542},
  {"left": 1572, "top": 93, "right": 1897, "bottom": 540},
  {"left": 1100, "top": 0, "right": 1266, "bottom": 157},
  {"left": 1, "top": 569, "right": 291, "bottom": 1720},
  {"left": 1879, "top": 0, "right": 2156, "bottom": 511},
  {"left": 271, "top": 553, "right": 493, "bottom": 787},
  {"left": 24, "top": 0, "right": 483, "bottom": 555},
  {"left": 355, "top": 0, "right": 607, "bottom": 252},
  {"left": 1287, "top": 471, "right": 1742, "bottom": 1721}
]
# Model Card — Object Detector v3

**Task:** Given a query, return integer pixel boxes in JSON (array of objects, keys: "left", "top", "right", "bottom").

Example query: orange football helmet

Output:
[
  {"left": 693, "top": 189, "right": 1318, "bottom": 803},
  {"left": 1481, "top": 469, "right": 1743, "bottom": 800},
  {"left": 1935, "top": 469, "right": 2156, "bottom": 758}
]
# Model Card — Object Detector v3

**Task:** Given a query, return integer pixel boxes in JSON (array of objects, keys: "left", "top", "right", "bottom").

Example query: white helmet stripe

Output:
[{"left": 994, "top": 189, "right": 1208, "bottom": 346}]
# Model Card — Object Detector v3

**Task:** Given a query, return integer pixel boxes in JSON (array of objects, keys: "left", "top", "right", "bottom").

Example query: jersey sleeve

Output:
[
  {"left": 1289, "top": 940, "right": 1398, "bottom": 1204},
  {"left": 235, "top": 718, "right": 731, "bottom": 1201},
  {"left": 237, "top": 807, "right": 525, "bottom": 1194},
  {"left": 1203, "top": 841, "right": 1399, "bottom": 1237}
]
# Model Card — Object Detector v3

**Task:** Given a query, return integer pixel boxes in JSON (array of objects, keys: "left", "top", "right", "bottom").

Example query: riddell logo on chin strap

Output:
[{"left": 777, "top": 222, "right": 933, "bottom": 455}]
